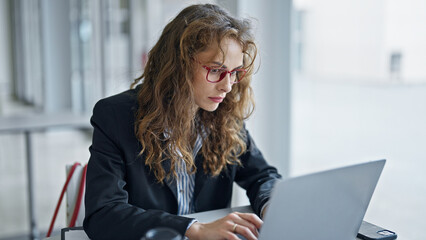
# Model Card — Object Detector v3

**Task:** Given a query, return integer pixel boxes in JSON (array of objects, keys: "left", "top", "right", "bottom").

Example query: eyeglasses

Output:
[{"left": 199, "top": 62, "right": 247, "bottom": 84}]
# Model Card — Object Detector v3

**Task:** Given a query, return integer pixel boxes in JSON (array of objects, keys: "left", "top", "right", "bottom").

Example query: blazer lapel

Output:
[
  {"left": 161, "top": 158, "right": 178, "bottom": 201},
  {"left": 193, "top": 154, "right": 208, "bottom": 202}
]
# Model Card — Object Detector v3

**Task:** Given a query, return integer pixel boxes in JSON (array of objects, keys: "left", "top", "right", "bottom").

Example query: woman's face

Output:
[{"left": 192, "top": 38, "right": 244, "bottom": 112}]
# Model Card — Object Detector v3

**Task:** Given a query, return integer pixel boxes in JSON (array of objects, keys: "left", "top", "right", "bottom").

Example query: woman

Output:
[{"left": 84, "top": 4, "right": 281, "bottom": 240}]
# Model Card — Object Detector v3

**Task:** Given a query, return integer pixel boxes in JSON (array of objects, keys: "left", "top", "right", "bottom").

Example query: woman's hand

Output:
[{"left": 185, "top": 212, "right": 263, "bottom": 240}]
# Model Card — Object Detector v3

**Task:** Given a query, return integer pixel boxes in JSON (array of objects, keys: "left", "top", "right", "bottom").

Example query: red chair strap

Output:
[
  {"left": 69, "top": 164, "right": 88, "bottom": 227},
  {"left": 46, "top": 162, "right": 86, "bottom": 237}
]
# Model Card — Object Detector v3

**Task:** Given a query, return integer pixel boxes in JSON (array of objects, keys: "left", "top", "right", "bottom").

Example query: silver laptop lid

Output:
[{"left": 259, "top": 159, "right": 386, "bottom": 240}]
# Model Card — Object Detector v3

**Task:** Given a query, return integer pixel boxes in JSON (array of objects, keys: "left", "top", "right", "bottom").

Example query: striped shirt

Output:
[{"left": 176, "top": 134, "right": 203, "bottom": 215}]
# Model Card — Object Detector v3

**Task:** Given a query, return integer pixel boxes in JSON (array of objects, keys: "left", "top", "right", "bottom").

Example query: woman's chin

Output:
[{"left": 200, "top": 104, "right": 219, "bottom": 112}]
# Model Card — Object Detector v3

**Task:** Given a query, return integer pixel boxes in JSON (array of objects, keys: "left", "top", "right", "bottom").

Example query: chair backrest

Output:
[
  {"left": 47, "top": 162, "right": 87, "bottom": 237},
  {"left": 66, "top": 163, "right": 87, "bottom": 227}
]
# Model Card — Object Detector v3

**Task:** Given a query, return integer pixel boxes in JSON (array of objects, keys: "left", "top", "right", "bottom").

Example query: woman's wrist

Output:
[{"left": 185, "top": 221, "right": 202, "bottom": 240}]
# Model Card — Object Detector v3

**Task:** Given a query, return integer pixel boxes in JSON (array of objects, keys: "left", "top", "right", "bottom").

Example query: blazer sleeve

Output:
[
  {"left": 83, "top": 100, "right": 194, "bottom": 240},
  {"left": 234, "top": 128, "right": 282, "bottom": 216}
]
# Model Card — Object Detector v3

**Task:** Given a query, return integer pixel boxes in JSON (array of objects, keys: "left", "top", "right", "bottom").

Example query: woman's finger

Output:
[
  {"left": 233, "top": 223, "right": 258, "bottom": 240},
  {"left": 234, "top": 212, "right": 263, "bottom": 229},
  {"left": 226, "top": 213, "right": 260, "bottom": 237}
]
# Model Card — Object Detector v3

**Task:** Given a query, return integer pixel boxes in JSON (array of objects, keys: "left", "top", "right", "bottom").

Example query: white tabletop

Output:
[
  {"left": 43, "top": 205, "right": 368, "bottom": 240},
  {"left": 43, "top": 206, "right": 253, "bottom": 240},
  {"left": 184, "top": 205, "right": 253, "bottom": 223},
  {"left": 0, "top": 112, "right": 91, "bottom": 133}
]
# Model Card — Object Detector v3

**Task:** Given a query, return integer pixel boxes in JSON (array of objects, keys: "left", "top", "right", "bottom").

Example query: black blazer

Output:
[{"left": 83, "top": 87, "right": 281, "bottom": 240}]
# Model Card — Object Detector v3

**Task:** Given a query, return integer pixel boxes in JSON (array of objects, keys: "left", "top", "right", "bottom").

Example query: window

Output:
[{"left": 292, "top": 1, "right": 426, "bottom": 239}]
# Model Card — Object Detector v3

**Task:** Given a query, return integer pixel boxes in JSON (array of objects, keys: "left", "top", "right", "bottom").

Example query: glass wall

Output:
[
  {"left": 1, "top": 0, "right": 238, "bottom": 239},
  {"left": 11, "top": 0, "right": 44, "bottom": 109},
  {"left": 291, "top": 0, "right": 426, "bottom": 239}
]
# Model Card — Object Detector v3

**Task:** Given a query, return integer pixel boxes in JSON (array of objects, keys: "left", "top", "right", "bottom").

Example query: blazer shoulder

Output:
[{"left": 94, "top": 87, "right": 139, "bottom": 113}]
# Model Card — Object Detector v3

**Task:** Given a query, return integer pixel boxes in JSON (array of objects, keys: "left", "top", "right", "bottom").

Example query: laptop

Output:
[{"left": 257, "top": 159, "right": 386, "bottom": 240}]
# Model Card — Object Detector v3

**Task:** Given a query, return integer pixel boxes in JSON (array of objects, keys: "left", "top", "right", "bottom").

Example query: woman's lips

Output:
[{"left": 208, "top": 97, "right": 224, "bottom": 103}]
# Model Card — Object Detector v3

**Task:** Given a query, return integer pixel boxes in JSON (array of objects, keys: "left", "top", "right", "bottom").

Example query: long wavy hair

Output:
[{"left": 130, "top": 4, "right": 257, "bottom": 183}]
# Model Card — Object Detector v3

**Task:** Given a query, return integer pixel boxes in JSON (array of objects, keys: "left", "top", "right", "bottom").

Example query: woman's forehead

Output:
[{"left": 196, "top": 38, "right": 243, "bottom": 62}]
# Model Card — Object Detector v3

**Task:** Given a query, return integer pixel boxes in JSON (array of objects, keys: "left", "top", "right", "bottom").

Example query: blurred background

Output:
[{"left": 0, "top": 0, "right": 425, "bottom": 239}]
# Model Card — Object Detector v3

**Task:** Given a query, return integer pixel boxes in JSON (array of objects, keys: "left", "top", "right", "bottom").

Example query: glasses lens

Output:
[
  {"left": 235, "top": 70, "right": 246, "bottom": 83},
  {"left": 207, "top": 68, "right": 226, "bottom": 82},
  {"left": 206, "top": 68, "right": 247, "bottom": 83}
]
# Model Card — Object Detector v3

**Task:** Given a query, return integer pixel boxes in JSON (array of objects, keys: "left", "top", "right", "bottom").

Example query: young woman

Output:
[{"left": 83, "top": 4, "right": 281, "bottom": 240}]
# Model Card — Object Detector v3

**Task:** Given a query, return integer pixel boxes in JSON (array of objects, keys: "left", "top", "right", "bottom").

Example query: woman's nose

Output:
[{"left": 218, "top": 74, "right": 233, "bottom": 93}]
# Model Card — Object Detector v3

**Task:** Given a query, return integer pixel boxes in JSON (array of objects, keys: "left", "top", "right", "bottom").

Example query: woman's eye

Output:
[{"left": 210, "top": 68, "right": 225, "bottom": 74}]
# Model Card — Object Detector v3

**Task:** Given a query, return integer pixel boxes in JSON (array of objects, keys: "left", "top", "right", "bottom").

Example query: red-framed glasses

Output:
[{"left": 198, "top": 62, "right": 247, "bottom": 84}]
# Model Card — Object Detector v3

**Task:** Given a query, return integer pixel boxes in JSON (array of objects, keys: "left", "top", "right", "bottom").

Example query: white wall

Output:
[
  {"left": 296, "top": 0, "right": 426, "bottom": 83},
  {"left": 384, "top": 0, "right": 426, "bottom": 81},
  {"left": 239, "top": 0, "right": 292, "bottom": 176},
  {"left": 300, "top": 0, "right": 386, "bottom": 80},
  {"left": 231, "top": 0, "right": 292, "bottom": 207}
]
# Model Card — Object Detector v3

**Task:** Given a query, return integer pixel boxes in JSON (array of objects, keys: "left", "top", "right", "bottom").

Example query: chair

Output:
[
  {"left": 65, "top": 163, "right": 87, "bottom": 227},
  {"left": 46, "top": 163, "right": 87, "bottom": 237}
]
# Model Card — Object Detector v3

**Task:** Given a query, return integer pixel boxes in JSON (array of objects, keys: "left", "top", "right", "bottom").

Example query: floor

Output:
[
  {"left": 0, "top": 130, "right": 91, "bottom": 239},
  {"left": 291, "top": 78, "right": 426, "bottom": 240},
  {"left": 1, "top": 79, "right": 425, "bottom": 239}
]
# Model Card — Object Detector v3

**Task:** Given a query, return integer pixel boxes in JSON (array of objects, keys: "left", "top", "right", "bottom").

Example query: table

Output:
[
  {"left": 0, "top": 112, "right": 91, "bottom": 240},
  {"left": 44, "top": 205, "right": 377, "bottom": 239}
]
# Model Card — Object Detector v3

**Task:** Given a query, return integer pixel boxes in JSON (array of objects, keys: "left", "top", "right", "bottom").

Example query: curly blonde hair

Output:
[{"left": 131, "top": 4, "right": 257, "bottom": 183}]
